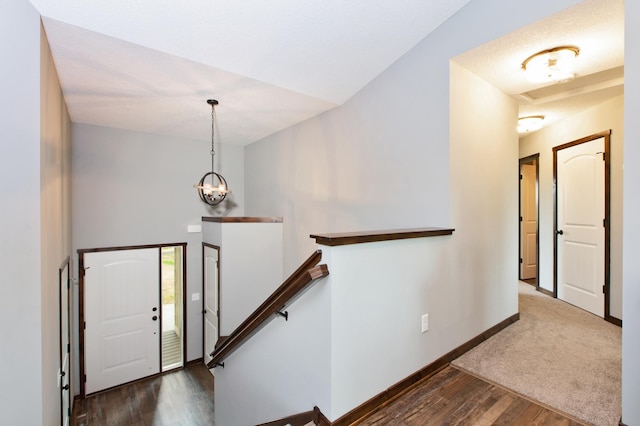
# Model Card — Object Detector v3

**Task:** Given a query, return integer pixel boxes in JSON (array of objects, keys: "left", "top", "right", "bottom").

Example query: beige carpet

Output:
[{"left": 452, "top": 282, "right": 621, "bottom": 426}]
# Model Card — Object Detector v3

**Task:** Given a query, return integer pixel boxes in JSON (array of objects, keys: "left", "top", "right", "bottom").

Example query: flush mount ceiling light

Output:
[
  {"left": 194, "top": 99, "right": 230, "bottom": 206},
  {"left": 522, "top": 46, "right": 580, "bottom": 83},
  {"left": 518, "top": 115, "right": 545, "bottom": 133}
]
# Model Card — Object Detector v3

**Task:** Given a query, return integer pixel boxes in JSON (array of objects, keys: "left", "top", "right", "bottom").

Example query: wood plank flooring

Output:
[
  {"left": 355, "top": 365, "right": 586, "bottom": 426},
  {"left": 73, "top": 362, "right": 214, "bottom": 426},
  {"left": 71, "top": 362, "right": 585, "bottom": 425}
]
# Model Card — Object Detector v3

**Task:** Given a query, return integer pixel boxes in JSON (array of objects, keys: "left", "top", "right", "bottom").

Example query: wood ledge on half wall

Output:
[
  {"left": 202, "top": 216, "right": 283, "bottom": 223},
  {"left": 310, "top": 227, "right": 454, "bottom": 247}
]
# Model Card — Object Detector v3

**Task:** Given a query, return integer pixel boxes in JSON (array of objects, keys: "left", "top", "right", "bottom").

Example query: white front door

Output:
[
  {"left": 203, "top": 245, "right": 219, "bottom": 371},
  {"left": 84, "top": 248, "right": 160, "bottom": 394},
  {"left": 557, "top": 137, "right": 605, "bottom": 317},
  {"left": 520, "top": 162, "right": 537, "bottom": 280}
]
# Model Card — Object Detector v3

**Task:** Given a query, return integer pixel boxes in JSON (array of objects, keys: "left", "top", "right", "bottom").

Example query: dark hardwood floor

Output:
[
  {"left": 355, "top": 365, "right": 586, "bottom": 426},
  {"left": 72, "top": 362, "right": 214, "bottom": 426},
  {"left": 71, "top": 361, "right": 584, "bottom": 425}
]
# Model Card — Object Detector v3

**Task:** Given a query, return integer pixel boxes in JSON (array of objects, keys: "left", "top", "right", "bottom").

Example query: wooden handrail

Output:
[
  {"left": 207, "top": 251, "right": 329, "bottom": 368},
  {"left": 216, "top": 250, "right": 322, "bottom": 349},
  {"left": 256, "top": 406, "right": 330, "bottom": 426}
]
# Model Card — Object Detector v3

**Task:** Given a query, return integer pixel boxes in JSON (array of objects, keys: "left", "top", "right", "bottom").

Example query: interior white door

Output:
[
  {"left": 557, "top": 138, "right": 605, "bottom": 317},
  {"left": 520, "top": 162, "right": 537, "bottom": 280},
  {"left": 203, "top": 245, "right": 219, "bottom": 371},
  {"left": 84, "top": 248, "right": 160, "bottom": 394}
]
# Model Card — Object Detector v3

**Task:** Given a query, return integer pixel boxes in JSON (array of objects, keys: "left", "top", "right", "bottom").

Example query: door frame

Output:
[
  {"left": 553, "top": 130, "right": 612, "bottom": 322},
  {"left": 519, "top": 153, "right": 540, "bottom": 290},
  {"left": 78, "top": 242, "right": 187, "bottom": 397},
  {"left": 202, "top": 242, "right": 221, "bottom": 364},
  {"left": 59, "top": 256, "right": 71, "bottom": 426}
]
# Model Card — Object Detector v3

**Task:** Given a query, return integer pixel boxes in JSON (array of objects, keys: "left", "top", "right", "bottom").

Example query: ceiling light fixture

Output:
[
  {"left": 522, "top": 46, "right": 579, "bottom": 83},
  {"left": 518, "top": 115, "right": 545, "bottom": 133},
  {"left": 194, "top": 99, "right": 230, "bottom": 206}
]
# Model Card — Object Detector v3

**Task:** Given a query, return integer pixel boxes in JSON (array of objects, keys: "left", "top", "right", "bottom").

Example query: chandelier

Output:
[{"left": 194, "top": 99, "right": 230, "bottom": 206}]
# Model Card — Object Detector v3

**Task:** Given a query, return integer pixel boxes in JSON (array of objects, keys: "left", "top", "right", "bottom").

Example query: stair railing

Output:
[{"left": 207, "top": 250, "right": 329, "bottom": 368}]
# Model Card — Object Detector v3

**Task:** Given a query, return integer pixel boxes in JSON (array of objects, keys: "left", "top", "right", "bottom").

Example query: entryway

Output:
[{"left": 78, "top": 243, "right": 186, "bottom": 396}]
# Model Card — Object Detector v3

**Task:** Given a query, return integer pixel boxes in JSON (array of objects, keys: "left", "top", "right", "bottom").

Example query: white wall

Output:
[
  {"left": 622, "top": 1, "right": 640, "bottom": 424},
  {"left": 40, "top": 23, "right": 73, "bottom": 426},
  {"left": 519, "top": 95, "right": 623, "bottom": 319},
  {"left": 71, "top": 123, "right": 244, "bottom": 381},
  {"left": 0, "top": 1, "right": 43, "bottom": 424}
]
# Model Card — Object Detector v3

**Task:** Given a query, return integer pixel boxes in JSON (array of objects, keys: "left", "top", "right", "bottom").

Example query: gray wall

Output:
[
  {"left": 0, "top": 1, "right": 72, "bottom": 424},
  {"left": 519, "top": 94, "right": 624, "bottom": 319},
  {"left": 622, "top": 0, "right": 640, "bottom": 423},
  {"left": 0, "top": 1, "right": 43, "bottom": 423},
  {"left": 71, "top": 123, "right": 244, "bottom": 381},
  {"left": 40, "top": 23, "right": 73, "bottom": 426},
  {"left": 242, "top": 0, "right": 640, "bottom": 422}
]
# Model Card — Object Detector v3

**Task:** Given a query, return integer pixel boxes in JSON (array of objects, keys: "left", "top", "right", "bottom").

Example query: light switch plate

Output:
[{"left": 192, "top": 293, "right": 200, "bottom": 301}]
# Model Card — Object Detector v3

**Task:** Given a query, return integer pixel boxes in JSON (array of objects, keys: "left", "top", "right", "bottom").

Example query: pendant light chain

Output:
[
  {"left": 210, "top": 103, "right": 216, "bottom": 181},
  {"left": 194, "top": 98, "right": 229, "bottom": 206}
]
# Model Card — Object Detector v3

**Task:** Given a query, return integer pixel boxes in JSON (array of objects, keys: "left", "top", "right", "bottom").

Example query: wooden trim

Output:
[
  {"left": 538, "top": 287, "right": 554, "bottom": 298},
  {"left": 518, "top": 154, "right": 540, "bottom": 289},
  {"left": 607, "top": 316, "right": 622, "bottom": 327},
  {"left": 552, "top": 130, "right": 612, "bottom": 319},
  {"left": 186, "top": 357, "right": 204, "bottom": 366},
  {"left": 201, "top": 216, "right": 283, "bottom": 223},
  {"left": 256, "top": 409, "right": 316, "bottom": 426},
  {"left": 553, "top": 145, "right": 558, "bottom": 299},
  {"left": 332, "top": 313, "right": 520, "bottom": 426},
  {"left": 58, "top": 256, "right": 71, "bottom": 426},
  {"left": 78, "top": 242, "right": 188, "bottom": 255},
  {"left": 255, "top": 406, "right": 330, "bottom": 426},
  {"left": 78, "top": 253, "right": 85, "bottom": 397},
  {"left": 314, "top": 406, "right": 331, "bottom": 426},
  {"left": 207, "top": 256, "right": 329, "bottom": 368},
  {"left": 158, "top": 248, "right": 163, "bottom": 370},
  {"left": 179, "top": 245, "right": 188, "bottom": 368},
  {"left": 310, "top": 227, "right": 454, "bottom": 247}
]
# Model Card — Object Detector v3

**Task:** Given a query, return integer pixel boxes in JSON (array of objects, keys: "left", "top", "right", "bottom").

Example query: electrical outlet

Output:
[{"left": 421, "top": 313, "right": 429, "bottom": 333}]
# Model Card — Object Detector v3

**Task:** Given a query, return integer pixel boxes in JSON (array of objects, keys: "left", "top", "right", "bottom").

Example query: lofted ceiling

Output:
[
  {"left": 29, "top": 0, "right": 623, "bottom": 145},
  {"left": 29, "top": 0, "right": 473, "bottom": 146}
]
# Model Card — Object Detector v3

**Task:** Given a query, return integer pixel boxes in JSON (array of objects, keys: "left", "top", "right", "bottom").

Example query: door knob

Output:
[
  {"left": 556, "top": 229, "right": 564, "bottom": 235},
  {"left": 63, "top": 384, "right": 69, "bottom": 391},
  {"left": 152, "top": 315, "right": 158, "bottom": 321},
  {"left": 152, "top": 307, "right": 157, "bottom": 312}
]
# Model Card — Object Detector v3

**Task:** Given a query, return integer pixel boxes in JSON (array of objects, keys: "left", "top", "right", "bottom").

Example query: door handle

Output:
[
  {"left": 62, "top": 384, "right": 69, "bottom": 391},
  {"left": 152, "top": 315, "right": 158, "bottom": 321},
  {"left": 556, "top": 229, "right": 564, "bottom": 235},
  {"left": 152, "top": 307, "right": 157, "bottom": 312}
]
